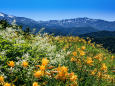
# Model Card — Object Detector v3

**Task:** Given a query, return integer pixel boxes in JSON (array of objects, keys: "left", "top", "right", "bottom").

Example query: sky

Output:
[{"left": 0, "top": 0, "right": 115, "bottom": 21}]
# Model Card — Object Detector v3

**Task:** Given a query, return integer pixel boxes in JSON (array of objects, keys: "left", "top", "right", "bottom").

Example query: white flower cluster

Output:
[{"left": 0, "top": 27, "right": 70, "bottom": 66}]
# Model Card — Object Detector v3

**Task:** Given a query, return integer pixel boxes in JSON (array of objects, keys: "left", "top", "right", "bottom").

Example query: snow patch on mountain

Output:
[
  {"left": 0, "top": 13, "right": 4, "bottom": 17},
  {"left": 8, "top": 15, "right": 14, "bottom": 18}
]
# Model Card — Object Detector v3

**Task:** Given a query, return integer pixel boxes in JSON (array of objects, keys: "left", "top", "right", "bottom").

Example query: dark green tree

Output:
[
  {"left": 24, "top": 27, "right": 31, "bottom": 34},
  {"left": 0, "top": 20, "right": 9, "bottom": 29}
]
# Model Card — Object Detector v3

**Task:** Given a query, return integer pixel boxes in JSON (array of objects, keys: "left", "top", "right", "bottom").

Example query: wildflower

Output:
[
  {"left": 4, "top": 83, "right": 11, "bottom": 86},
  {"left": 102, "top": 74, "right": 110, "bottom": 80},
  {"left": 94, "top": 54, "right": 102, "bottom": 61},
  {"left": 42, "top": 58, "right": 49, "bottom": 66},
  {"left": 55, "top": 65, "right": 68, "bottom": 80},
  {"left": 34, "top": 70, "right": 42, "bottom": 78},
  {"left": 104, "top": 57, "right": 106, "bottom": 60},
  {"left": 81, "top": 46, "right": 86, "bottom": 50},
  {"left": 79, "top": 50, "right": 85, "bottom": 56},
  {"left": 61, "top": 66, "right": 68, "bottom": 72},
  {"left": 86, "top": 57, "right": 93, "bottom": 65},
  {"left": 101, "top": 63, "right": 107, "bottom": 71},
  {"left": 71, "top": 57, "right": 76, "bottom": 62},
  {"left": 72, "top": 52, "right": 77, "bottom": 56},
  {"left": 7, "top": 61, "right": 15, "bottom": 67},
  {"left": 88, "top": 40, "right": 91, "bottom": 44},
  {"left": 97, "top": 71, "right": 102, "bottom": 78},
  {"left": 22, "top": 61, "right": 28, "bottom": 68},
  {"left": 39, "top": 65, "right": 45, "bottom": 71},
  {"left": 0, "top": 76, "right": 4, "bottom": 82},
  {"left": 91, "top": 68, "right": 97, "bottom": 75},
  {"left": 70, "top": 73, "right": 77, "bottom": 82},
  {"left": 33, "top": 82, "right": 39, "bottom": 86},
  {"left": 111, "top": 56, "right": 114, "bottom": 60}
]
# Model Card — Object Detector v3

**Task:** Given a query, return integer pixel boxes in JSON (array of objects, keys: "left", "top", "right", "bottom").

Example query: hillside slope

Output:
[
  {"left": 79, "top": 31, "right": 115, "bottom": 53},
  {"left": 0, "top": 23, "right": 114, "bottom": 86},
  {"left": 79, "top": 30, "right": 115, "bottom": 38}
]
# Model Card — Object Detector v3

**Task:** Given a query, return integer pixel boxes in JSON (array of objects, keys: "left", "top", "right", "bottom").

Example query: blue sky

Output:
[{"left": 0, "top": 0, "right": 115, "bottom": 21}]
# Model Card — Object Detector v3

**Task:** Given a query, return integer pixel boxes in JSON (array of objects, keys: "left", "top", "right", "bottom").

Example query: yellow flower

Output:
[
  {"left": 7, "top": 61, "right": 15, "bottom": 67},
  {"left": 101, "top": 63, "right": 107, "bottom": 71},
  {"left": 104, "top": 57, "right": 106, "bottom": 60},
  {"left": 72, "top": 52, "right": 77, "bottom": 56},
  {"left": 79, "top": 50, "right": 85, "bottom": 56},
  {"left": 34, "top": 70, "right": 42, "bottom": 78},
  {"left": 39, "top": 65, "right": 45, "bottom": 71},
  {"left": 0, "top": 76, "right": 4, "bottom": 82},
  {"left": 88, "top": 40, "right": 91, "bottom": 44},
  {"left": 111, "top": 56, "right": 114, "bottom": 60},
  {"left": 94, "top": 54, "right": 103, "bottom": 61},
  {"left": 55, "top": 65, "right": 68, "bottom": 80},
  {"left": 102, "top": 74, "right": 110, "bottom": 80},
  {"left": 71, "top": 57, "right": 76, "bottom": 62},
  {"left": 22, "top": 61, "right": 28, "bottom": 67},
  {"left": 33, "top": 82, "right": 39, "bottom": 86},
  {"left": 42, "top": 58, "right": 49, "bottom": 66},
  {"left": 90, "top": 68, "right": 97, "bottom": 75},
  {"left": 4, "top": 83, "right": 11, "bottom": 86},
  {"left": 70, "top": 73, "right": 77, "bottom": 82},
  {"left": 81, "top": 46, "right": 86, "bottom": 50},
  {"left": 97, "top": 71, "right": 102, "bottom": 78},
  {"left": 61, "top": 66, "right": 68, "bottom": 72},
  {"left": 86, "top": 57, "right": 93, "bottom": 65}
]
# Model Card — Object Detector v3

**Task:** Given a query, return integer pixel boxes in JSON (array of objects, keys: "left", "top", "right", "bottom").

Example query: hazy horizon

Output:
[{"left": 0, "top": 0, "right": 115, "bottom": 21}]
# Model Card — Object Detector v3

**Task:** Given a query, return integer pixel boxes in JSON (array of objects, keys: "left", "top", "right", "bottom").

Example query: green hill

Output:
[
  {"left": 79, "top": 31, "right": 115, "bottom": 53},
  {"left": 0, "top": 21, "right": 114, "bottom": 86}
]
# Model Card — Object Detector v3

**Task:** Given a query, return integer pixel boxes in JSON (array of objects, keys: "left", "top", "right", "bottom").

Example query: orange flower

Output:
[
  {"left": 55, "top": 65, "right": 68, "bottom": 80},
  {"left": 42, "top": 58, "right": 49, "bottom": 66},
  {"left": 7, "top": 61, "right": 15, "bottom": 67},
  {"left": 72, "top": 52, "right": 77, "bottom": 56},
  {"left": 97, "top": 71, "right": 102, "bottom": 78},
  {"left": 101, "top": 63, "right": 107, "bottom": 71},
  {"left": 22, "top": 61, "right": 28, "bottom": 67},
  {"left": 70, "top": 72, "right": 78, "bottom": 82},
  {"left": 86, "top": 57, "right": 93, "bottom": 65},
  {"left": 94, "top": 54, "right": 102, "bottom": 61},
  {"left": 61, "top": 66, "right": 68, "bottom": 72},
  {"left": 4, "top": 83, "right": 11, "bottom": 86},
  {"left": 34, "top": 70, "right": 42, "bottom": 78},
  {"left": 81, "top": 46, "right": 86, "bottom": 50},
  {"left": 79, "top": 50, "right": 85, "bottom": 56},
  {"left": 39, "top": 65, "right": 45, "bottom": 71},
  {"left": 90, "top": 68, "right": 97, "bottom": 75},
  {"left": 33, "top": 82, "right": 39, "bottom": 86},
  {"left": 0, "top": 76, "right": 4, "bottom": 82},
  {"left": 71, "top": 57, "right": 75, "bottom": 62},
  {"left": 111, "top": 56, "right": 114, "bottom": 60}
]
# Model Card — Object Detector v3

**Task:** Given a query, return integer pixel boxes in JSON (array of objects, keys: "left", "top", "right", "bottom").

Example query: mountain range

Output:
[{"left": 1, "top": 12, "right": 115, "bottom": 35}]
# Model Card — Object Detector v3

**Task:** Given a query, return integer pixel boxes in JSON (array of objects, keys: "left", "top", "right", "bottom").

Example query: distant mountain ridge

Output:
[
  {"left": 39, "top": 17, "right": 115, "bottom": 31},
  {"left": 0, "top": 12, "right": 115, "bottom": 35},
  {"left": 0, "top": 12, "right": 41, "bottom": 32}
]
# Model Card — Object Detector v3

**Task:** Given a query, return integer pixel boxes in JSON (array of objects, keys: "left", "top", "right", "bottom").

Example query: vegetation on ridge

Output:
[{"left": 0, "top": 20, "right": 114, "bottom": 86}]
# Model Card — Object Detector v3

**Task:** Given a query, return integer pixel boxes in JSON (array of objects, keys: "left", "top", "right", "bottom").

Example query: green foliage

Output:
[{"left": 0, "top": 23, "right": 114, "bottom": 86}]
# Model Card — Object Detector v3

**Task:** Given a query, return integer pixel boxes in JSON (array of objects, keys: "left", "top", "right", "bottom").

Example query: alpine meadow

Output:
[
  {"left": 0, "top": 0, "right": 115, "bottom": 86},
  {"left": 0, "top": 20, "right": 114, "bottom": 86}
]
